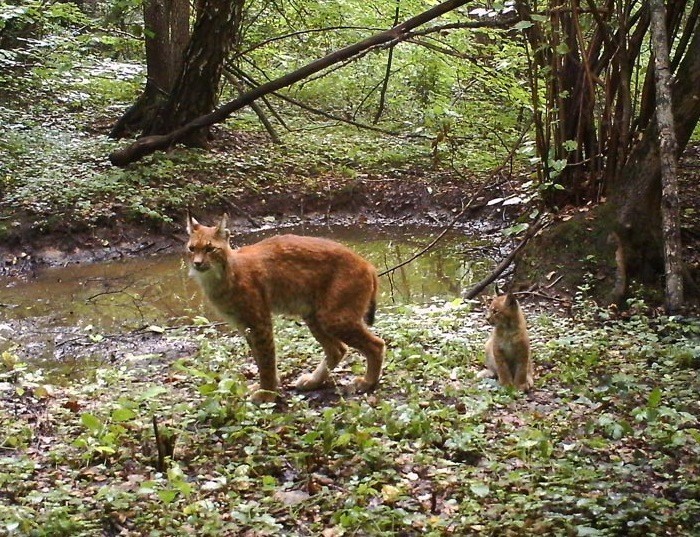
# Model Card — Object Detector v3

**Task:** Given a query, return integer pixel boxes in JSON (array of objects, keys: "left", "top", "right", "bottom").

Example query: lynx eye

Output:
[
  {"left": 187, "top": 245, "right": 195, "bottom": 252},
  {"left": 204, "top": 244, "right": 215, "bottom": 253}
]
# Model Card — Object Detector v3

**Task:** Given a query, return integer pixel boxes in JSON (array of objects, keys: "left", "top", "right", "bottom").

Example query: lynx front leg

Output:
[
  {"left": 295, "top": 316, "right": 348, "bottom": 391},
  {"left": 480, "top": 337, "right": 515, "bottom": 386},
  {"left": 512, "top": 359, "right": 534, "bottom": 392},
  {"left": 243, "top": 320, "right": 279, "bottom": 403}
]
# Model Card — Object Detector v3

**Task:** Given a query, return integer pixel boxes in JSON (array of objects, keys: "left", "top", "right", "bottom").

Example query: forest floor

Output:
[{"left": 1, "top": 129, "right": 490, "bottom": 276}]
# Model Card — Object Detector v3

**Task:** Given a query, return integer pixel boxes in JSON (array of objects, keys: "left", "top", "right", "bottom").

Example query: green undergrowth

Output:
[
  {"left": 1, "top": 299, "right": 699, "bottom": 536},
  {"left": 0, "top": 101, "right": 477, "bottom": 236},
  {"left": 0, "top": 32, "right": 527, "bottom": 236}
]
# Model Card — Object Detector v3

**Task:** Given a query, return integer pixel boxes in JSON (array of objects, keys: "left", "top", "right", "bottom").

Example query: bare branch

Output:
[
  {"left": 108, "top": 0, "right": 475, "bottom": 166},
  {"left": 373, "top": 0, "right": 401, "bottom": 124},
  {"left": 462, "top": 219, "right": 545, "bottom": 300}
]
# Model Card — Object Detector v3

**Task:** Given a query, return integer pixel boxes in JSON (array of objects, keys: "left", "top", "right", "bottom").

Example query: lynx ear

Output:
[
  {"left": 506, "top": 292, "right": 518, "bottom": 307},
  {"left": 186, "top": 211, "right": 200, "bottom": 234},
  {"left": 216, "top": 213, "right": 231, "bottom": 240}
]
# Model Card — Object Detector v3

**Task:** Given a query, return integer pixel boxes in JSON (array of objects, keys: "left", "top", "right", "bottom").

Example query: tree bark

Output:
[
  {"left": 110, "top": 0, "right": 189, "bottom": 138},
  {"left": 108, "top": 0, "right": 474, "bottom": 166},
  {"left": 612, "top": 12, "right": 700, "bottom": 295},
  {"left": 649, "top": 0, "right": 684, "bottom": 312},
  {"left": 145, "top": 0, "right": 244, "bottom": 147}
]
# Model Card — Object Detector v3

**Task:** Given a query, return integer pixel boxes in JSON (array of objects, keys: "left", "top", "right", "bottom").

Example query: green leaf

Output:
[
  {"left": 470, "top": 483, "right": 490, "bottom": 497},
  {"left": 648, "top": 387, "right": 662, "bottom": 408},
  {"left": 503, "top": 222, "right": 529, "bottom": 237},
  {"left": 157, "top": 489, "right": 178, "bottom": 504},
  {"left": 141, "top": 386, "right": 167, "bottom": 400},
  {"left": 81, "top": 413, "right": 102, "bottom": 432},
  {"left": 514, "top": 21, "right": 534, "bottom": 31},
  {"left": 95, "top": 445, "right": 116, "bottom": 455},
  {"left": 111, "top": 407, "right": 136, "bottom": 422}
]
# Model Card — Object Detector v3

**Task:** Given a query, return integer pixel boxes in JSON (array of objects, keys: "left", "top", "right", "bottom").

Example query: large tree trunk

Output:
[
  {"left": 110, "top": 0, "right": 189, "bottom": 138},
  {"left": 108, "top": 0, "right": 474, "bottom": 166},
  {"left": 612, "top": 14, "right": 700, "bottom": 298},
  {"left": 144, "top": 0, "right": 245, "bottom": 147},
  {"left": 512, "top": 10, "right": 700, "bottom": 306}
]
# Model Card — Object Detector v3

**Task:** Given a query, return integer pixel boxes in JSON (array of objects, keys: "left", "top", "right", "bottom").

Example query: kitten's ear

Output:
[
  {"left": 186, "top": 211, "right": 200, "bottom": 234},
  {"left": 216, "top": 213, "right": 231, "bottom": 240},
  {"left": 506, "top": 292, "right": 518, "bottom": 307}
]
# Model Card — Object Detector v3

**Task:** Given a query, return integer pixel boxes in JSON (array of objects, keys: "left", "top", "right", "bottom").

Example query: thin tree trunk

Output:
[
  {"left": 108, "top": 0, "right": 474, "bottom": 166},
  {"left": 649, "top": 0, "right": 684, "bottom": 312},
  {"left": 373, "top": 0, "right": 401, "bottom": 124}
]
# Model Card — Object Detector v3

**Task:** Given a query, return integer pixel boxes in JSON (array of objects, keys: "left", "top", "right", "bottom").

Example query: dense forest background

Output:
[
  {"left": 2, "top": 0, "right": 700, "bottom": 308},
  {"left": 1, "top": 1, "right": 699, "bottom": 535}
]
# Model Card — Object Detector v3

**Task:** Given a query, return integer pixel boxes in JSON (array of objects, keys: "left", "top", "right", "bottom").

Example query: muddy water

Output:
[{"left": 0, "top": 224, "right": 494, "bottom": 367}]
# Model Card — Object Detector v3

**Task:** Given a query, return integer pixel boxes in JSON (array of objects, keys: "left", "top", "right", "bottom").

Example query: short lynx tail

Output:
[{"left": 364, "top": 297, "right": 377, "bottom": 326}]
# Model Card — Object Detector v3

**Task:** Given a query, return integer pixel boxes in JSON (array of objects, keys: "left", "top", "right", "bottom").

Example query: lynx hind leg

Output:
[
  {"left": 295, "top": 317, "right": 348, "bottom": 391},
  {"left": 329, "top": 322, "right": 385, "bottom": 394}
]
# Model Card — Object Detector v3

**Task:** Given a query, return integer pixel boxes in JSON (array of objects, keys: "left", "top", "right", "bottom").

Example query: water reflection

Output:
[{"left": 0, "top": 224, "right": 492, "bottom": 333}]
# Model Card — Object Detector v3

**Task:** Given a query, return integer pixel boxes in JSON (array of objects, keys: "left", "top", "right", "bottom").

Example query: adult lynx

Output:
[
  {"left": 186, "top": 213, "right": 385, "bottom": 403},
  {"left": 478, "top": 293, "right": 534, "bottom": 391}
]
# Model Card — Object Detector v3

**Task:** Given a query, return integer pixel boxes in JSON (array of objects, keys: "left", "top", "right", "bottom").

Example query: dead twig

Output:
[
  {"left": 463, "top": 220, "right": 546, "bottom": 300},
  {"left": 377, "top": 119, "right": 532, "bottom": 278}
]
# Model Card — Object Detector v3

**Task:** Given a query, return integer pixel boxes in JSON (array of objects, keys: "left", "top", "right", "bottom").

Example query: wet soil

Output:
[{"left": 0, "top": 169, "right": 499, "bottom": 277}]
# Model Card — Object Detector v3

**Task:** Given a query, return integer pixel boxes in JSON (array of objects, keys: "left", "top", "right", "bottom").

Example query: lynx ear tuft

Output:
[{"left": 186, "top": 211, "right": 200, "bottom": 234}]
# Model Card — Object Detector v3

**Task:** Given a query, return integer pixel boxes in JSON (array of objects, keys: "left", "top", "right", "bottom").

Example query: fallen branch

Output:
[
  {"left": 462, "top": 219, "right": 546, "bottom": 300},
  {"left": 108, "top": 0, "right": 473, "bottom": 166},
  {"left": 377, "top": 195, "right": 483, "bottom": 278},
  {"left": 377, "top": 119, "right": 532, "bottom": 278}
]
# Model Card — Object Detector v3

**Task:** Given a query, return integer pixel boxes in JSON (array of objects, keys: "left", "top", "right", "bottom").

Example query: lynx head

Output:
[
  {"left": 186, "top": 213, "right": 231, "bottom": 275},
  {"left": 486, "top": 292, "right": 520, "bottom": 326}
]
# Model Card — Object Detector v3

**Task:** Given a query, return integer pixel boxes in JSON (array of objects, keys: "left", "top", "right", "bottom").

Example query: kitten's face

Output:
[{"left": 486, "top": 294, "right": 518, "bottom": 326}]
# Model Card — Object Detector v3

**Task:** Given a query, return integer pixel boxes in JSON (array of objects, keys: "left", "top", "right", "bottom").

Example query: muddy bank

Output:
[{"left": 0, "top": 175, "right": 502, "bottom": 277}]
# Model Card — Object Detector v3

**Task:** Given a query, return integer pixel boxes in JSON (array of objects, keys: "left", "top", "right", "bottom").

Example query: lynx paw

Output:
[
  {"left": 476, "top": 369, "right": 495, "bottom": 379},
  {"left": 516, "top": 376, "right": 534, "bottom": 392},
  {"left": 347, "top": 376, "right": 377, "bottom": 394},
  {"left": 294, "top": 373, "right": 326, "bottom": 391},
  {"left": 250, "top": 389, "right": 277, "bottom": 404}
]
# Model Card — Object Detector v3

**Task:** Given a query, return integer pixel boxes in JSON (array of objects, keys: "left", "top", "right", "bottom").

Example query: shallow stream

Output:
[{"left": 0, "top": 223, "right": 496, "bottom": 376}]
